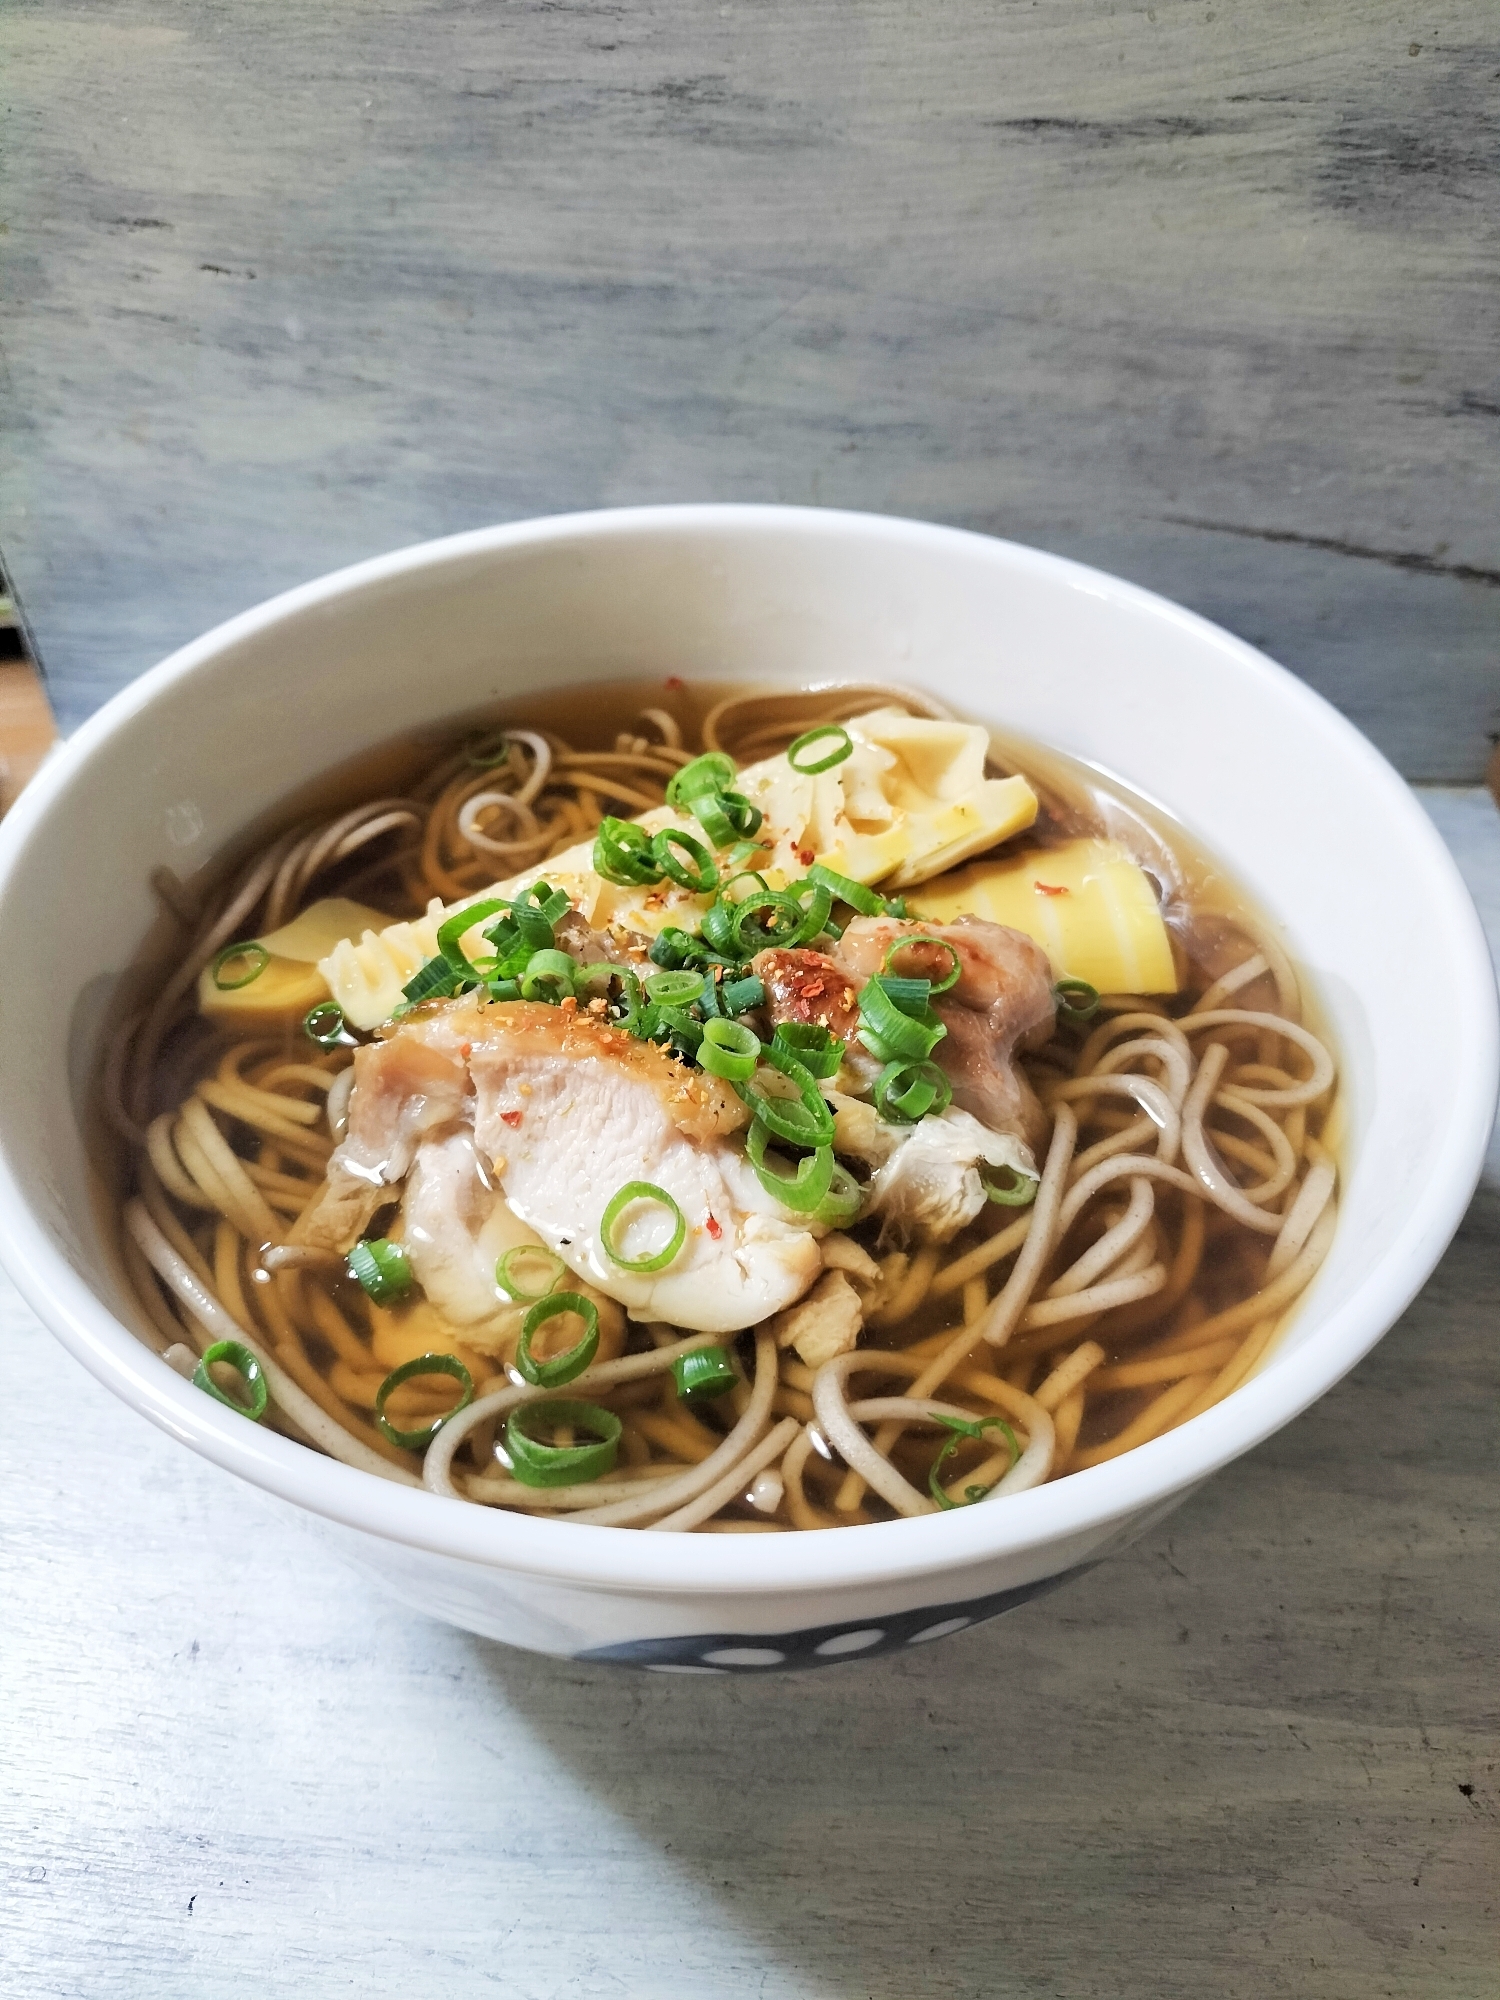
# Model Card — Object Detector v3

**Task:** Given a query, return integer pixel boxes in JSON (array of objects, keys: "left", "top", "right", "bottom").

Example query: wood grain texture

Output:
[
  {"left": 1, "top": 789, "right": 1495, "bottom": 1999},
  {"left": 0, "top": 2, "right": 1496, "bottom": 774}
]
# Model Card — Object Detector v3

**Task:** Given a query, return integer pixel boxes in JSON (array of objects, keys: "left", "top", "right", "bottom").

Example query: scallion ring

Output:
[
  {"left": 720, "top": 973, "right": 765, "bottom": 1016},
  {"left": 594, "top": 815, "right": 663, "bottom": 887},
  {"left": 857, "top": 975, "right": 947, "bottom": 1062},
  {"left": 928, "top": 1413, "right": 1018, "bottom": 1510},
  {"left": 744, "top": 1124, "right": 835, "bottom": 1213},
  {"left": 211, "top": 942, "right": 269, "bottom": 991},
  {"left": 811, "top": 1161, "right": 864, "bottom": 1228},
  {"left": 807, "top": 861, "right": 885, "bottom": 916},
  {"left": 873, "top": 1058, "right": 952, "bottom": 1124},
  {"left": 303, "top": 1000, "right": 351, "bottom": 1048},
  {"left": 464, "top": 727, "right": 511, "bottom": 769},
  {"left": 516, "top": 1292, "right": 600, "bottom": 1388},
  {"left": 672, "top": 1345, "right": 739, "bottom": 1399},
  {"left": 600, "top": 1181, "right": 687, "bottom": 1273},
  {"left": 519, "top": 948, "right": 579, "bottom": 1004},
  {"left": 665, "top": 752, "right": 736, "bottom": 808},
  {"left": 192, "top": 1339, "right": 268, "bottom": 1422},
  {"left": 505, "top": 1400, "right": 622, "bottom": 1488},
  {"left": 770, "top": 1020, "right": 845, "bottom": 1080},
  {"left": 347, "top": 1237, "right": 414, "bottom": 1303},
  {"left": 1054, "top": 977, "right": 1101, "bottom": 1025},
  {"left": 698, "top": 1017, "right": 761, "bottom": 1083},
  {"left": 651, "top": 826, "right": 719, "bottom": 894},
  {"left": 786, "top": 724, "right": 854, "bottom": 774},
  {"left": 644, "top": 968, "right": 705, "bottom": 1007},
  {"left": 375, "top": 1353, "right": 474, "bottom": 1451},
  {"left": 495, "top": 1244, "right": 566, "bottom": 1301},
  {"left": 437, "top": 897, "right": 512, "bottom": 977},
  {"left": 882, "top": 935, "right": 961, "bottom": 994},
  {"left": 737, "top": 1045, "right": 835, "bottom": 1148},
  {"left": 981, "top": 1163, "right": 1040, "bottom": 1208}
]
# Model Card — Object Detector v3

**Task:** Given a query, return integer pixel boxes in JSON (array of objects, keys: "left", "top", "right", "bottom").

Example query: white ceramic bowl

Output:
[{"left": 1, "top": 506, "right": 1493, "bottom": 1672}]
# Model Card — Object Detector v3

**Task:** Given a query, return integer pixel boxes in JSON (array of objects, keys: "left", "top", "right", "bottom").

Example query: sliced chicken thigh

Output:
[
  {"left": 833, "top": 915, "right": 1056, "bottom": 1145},
  {"left": 300, "top": 996, "right": 823, "bottom": 1333}
]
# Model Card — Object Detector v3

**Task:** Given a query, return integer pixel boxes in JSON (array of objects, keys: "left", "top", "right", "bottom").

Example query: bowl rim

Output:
[{"left": 0, "top": 502, "right": 1494, "bottom": 1598}]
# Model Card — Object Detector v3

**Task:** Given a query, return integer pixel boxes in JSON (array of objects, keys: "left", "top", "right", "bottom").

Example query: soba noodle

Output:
[{"left": 105, "top": 680, "right": 1339, "bottom": 1530}]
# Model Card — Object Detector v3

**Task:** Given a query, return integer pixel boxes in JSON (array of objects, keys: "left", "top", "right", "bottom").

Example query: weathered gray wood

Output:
[
  {"left": 1, "top": 790, "right": 1495, "bottom": 1999},
  {"left": 1, "top": 2, "right": 1496, "bottom": 775}
]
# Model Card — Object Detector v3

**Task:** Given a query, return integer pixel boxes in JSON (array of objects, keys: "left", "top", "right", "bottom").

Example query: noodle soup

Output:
[{"left": 105, "top": 680, "right": 1339, "bottom": 1532}]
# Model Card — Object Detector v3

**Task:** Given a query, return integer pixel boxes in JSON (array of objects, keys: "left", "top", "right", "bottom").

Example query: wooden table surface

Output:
[
  {"left": 2, "top": 791, "right": 1494, "bottom": 1998},
  {"left": 2, "top": 2, "right": 1497, "bottom": 776}
]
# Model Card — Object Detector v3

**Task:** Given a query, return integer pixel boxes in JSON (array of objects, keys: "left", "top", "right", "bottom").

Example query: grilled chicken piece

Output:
[
  {"left": 830, "top": 1093, "right": 1037, "bottom": 1242},
  {"left": 767, "top": 1269, "right": 864, "bottom": 1368},
  {"left": 752, "top": 948, "right": 863, "bottom": 1044},
  {"left": 833, "top": 915, "right": 1055, "bottom": 1145},
  {"left": 298, "top": 995, "right": 823, "bottom": 1333},
  {"left": 400, "top": 1130, "right": 624, "bottom": 1357}
]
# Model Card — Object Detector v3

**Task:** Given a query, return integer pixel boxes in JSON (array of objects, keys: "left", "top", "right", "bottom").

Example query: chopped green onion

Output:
[
  {"left": 437, "top": 897, "right": 512, "bottom": 977},
  {"left": 375, "top": 1352, "right": 474, "bottom": 1451},
  {"left": 882, "top": 935, "right": 961, "bottom": 994},
  {"left": 981, "top": 1163, "right": 1040, "bottom": 1208},
  {"left": 516, "top": 1292, "right": 600, "bottom": 1388},
  {"left": 594, "top": 815, "right": 663, "bottom": 886},
  {"left": 771, "top": 1020, "right": 846, "bottom": 1080},
  {"left": 873, "top": 1058, "right": 952, "bottom": 1124},
  {"left": 519, "top": 948, "right": 579, "bottom": 1003},
  {"left": 737, "top": 1044, "right": 836, "bottom": 1148},
  {"left": 728, "top": 881, "right": 830, "bottom": 955},
  {"left": 348, "top": 1237, "right": 414, "bottom": 1303},
  {"left": 686, "top": 791, "right": 736, "bottom": 848},
  {"left": 807, "top": 862, "right": 885, "bottom": 916},
  {"left": 672, "top": 1345, "right": 739, "bottom": 1399},
  {"left": 1054, "top": 977, "right": 1101, "bottom": 1025},
  {"left": 211, "top": 942, "right": 269, "bottom": 991},
  {"left": 402, "top": 955, "right": 464, "bottom": 1005},
  {"left": 652, "top": 1004, "right": 704, "bottom": 1053},
  {"left": 303, "top": 1000, "right": 352, "bottom": 1048},
  {"left": 649, "top": 925, "right": 732, "bottom": 972},
  {"left": 600, "top": 1181, "right": 687, "bottom": 1272},
  {"left": 505, "top": 1400, "right": 622, "bottom": 1488},
  {"left": 786, "top": 724, "right": 854, "bottom": 774},
  {"left": 883, "top": 894, "right": 911, "bottom": 919},
  {"left": 689, "top": 789, "right": 763, "bottom": 849},
  {"left": 651, "top": 826, "right": 719, "bottom": 894},
  {"left": 928, "top": 1413, "right": 1018, "bottom": 1509},
  {"left": 511, "top": 881, "right": 570, "bottom": 945},
  {"left": 744, "top": 1124, "right": 836, "bottom": 1213},
  {"left": 464, "top": 727, "right": 511, "bottom": 769},
  {"left": 192, "top": 1339, "right": 268, "bottom": 1422},
  {"left": 644, "top": 968, "right": 705, "bottom": 1007},
  {"left": 665, "top": 752, "right": 736, "bottom": 808},
  {"left": 720, "top": 973, "right": 765, "bottom": 1016},
  {"left": 857, "top": 975, "right": 947, "bottom": 1063},
  {"left": 495, "top": 1244, "right": 566, "bottom": 1301},
  {"left": 698, "top": 1016, "right": 762, "bottom": 1082},
  {"left": 485, "top": 977, "right": 522, "bottom": 1003},
  {"left": 811, "top": 1161, "right": 864, "bottom": 1228}
]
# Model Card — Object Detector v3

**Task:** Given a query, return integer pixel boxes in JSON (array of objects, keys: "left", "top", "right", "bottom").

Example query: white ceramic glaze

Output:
[{"left": 0, "top": 507, "right": 1493, "bottom": 1671}]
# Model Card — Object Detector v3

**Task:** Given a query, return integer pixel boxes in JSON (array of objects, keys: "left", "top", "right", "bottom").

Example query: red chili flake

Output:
[
  {"left": 1034, "top": 881, "right": 1070, "bottom": 897},
  {"left": 802, "top": 978, "right": 826, "bottom": 999},
  {"left": 500, "top": 1110, "right": 523, "bottom": 1129},
  {"left": 705, "top": 1215, "right": 723, "bottom": 1240},
  {"left": 459, "top": 1042, "right": 472, "bottom": 1059},
  {"left": 664, "top": 676, "right": 685, "bottom": 690},
  {"left": 798, "top": 847, "right": 815, "bottom": 866}
]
